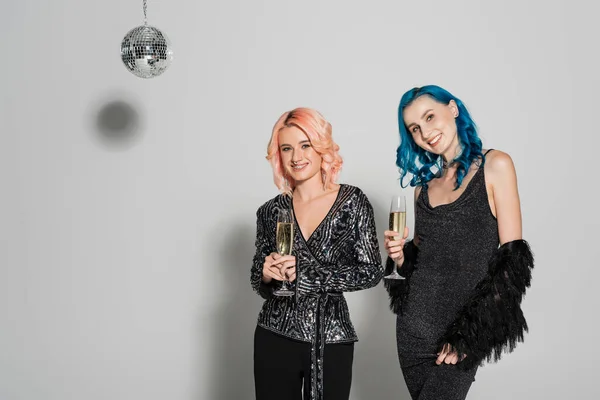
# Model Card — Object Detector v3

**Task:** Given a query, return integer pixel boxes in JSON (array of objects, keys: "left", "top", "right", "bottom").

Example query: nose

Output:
[
  {"left": 292, "top": 148, "right": 303, "bottom": 162},
  {"left": 421, "top": 126, "right": 434, "bottom": 141}
]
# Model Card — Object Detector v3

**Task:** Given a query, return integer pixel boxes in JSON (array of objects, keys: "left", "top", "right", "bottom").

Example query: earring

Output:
[{"left": 282, "top": 176, "right": 290, "bottom": 191}]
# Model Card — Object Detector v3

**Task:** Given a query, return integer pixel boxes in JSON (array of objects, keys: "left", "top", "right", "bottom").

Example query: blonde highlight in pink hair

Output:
[{"left": 266, "top": 107, "right": 343, "bottom": 196}]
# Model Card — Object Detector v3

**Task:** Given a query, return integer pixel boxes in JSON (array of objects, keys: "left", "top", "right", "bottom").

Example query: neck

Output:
[
  {"left": 441, "top": 140, "right": 463, "bottom": 165},
  {"left": 292, "top": 173, "right": 328, "bottom": 202},
  {"left": 440, "top": 163, "right": 458, "bottom": 179}
]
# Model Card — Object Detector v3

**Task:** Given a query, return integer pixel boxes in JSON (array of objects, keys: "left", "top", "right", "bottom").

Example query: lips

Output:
[
  {"left": 291, "top": 163, "right": 308, "bottom": 171},
  {"left": 428, "top": 134, "right": 442, "bottom": 147}
]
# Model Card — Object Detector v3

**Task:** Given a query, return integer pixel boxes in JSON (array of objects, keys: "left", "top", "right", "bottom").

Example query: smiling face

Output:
[
  {"left": 278, "top": 125, "right": 323, "bottom": 186},
  {"left": 403, "top": 95, "right": 461, "bottom": 159}
]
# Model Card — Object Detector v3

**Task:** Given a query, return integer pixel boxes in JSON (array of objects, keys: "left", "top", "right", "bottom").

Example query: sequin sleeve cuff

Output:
[{"left": 250, "top": 207, "right": 278, "bottom": 299}]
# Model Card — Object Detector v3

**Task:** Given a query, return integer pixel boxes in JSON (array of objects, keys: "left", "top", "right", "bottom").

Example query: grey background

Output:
[{"left": 1, "top": 0, "right": 596, "bottom": 399}]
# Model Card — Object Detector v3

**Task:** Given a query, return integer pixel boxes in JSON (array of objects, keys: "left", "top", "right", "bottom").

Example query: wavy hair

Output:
[
  {"left": 396, "top": 85, "right": 484, "bottom": 189},
  {"left": 266, "top": 107, "right": 343, "bottom": 196}
]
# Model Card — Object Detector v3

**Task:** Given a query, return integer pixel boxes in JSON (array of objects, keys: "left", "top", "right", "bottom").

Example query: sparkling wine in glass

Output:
[
  {"left": 273, "top": 209, "right": 295, "bottom": 297},
  {"left": 384, "top": 195, "right": 407, "bottom": 280}
]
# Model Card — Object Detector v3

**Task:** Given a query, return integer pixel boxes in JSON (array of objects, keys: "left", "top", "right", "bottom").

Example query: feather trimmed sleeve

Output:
[
  {"left": 383, "top": 239, "right": 419, "bottom": 314},
  {"left": 439, "top": 239, "right": 535, "bottom": 370}
]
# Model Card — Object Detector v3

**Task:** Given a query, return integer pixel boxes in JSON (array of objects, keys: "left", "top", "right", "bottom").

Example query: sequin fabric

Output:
[{"left": 251, "top": 184, "right": 383, "bottom": 400}]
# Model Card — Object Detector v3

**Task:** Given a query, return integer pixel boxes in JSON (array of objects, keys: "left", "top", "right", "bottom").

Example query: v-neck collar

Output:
[{"left": 291, "top": 184, "right": 345, "bottom": 244}]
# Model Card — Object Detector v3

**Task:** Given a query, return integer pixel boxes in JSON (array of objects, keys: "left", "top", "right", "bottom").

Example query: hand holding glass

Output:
[
  {"left": 273, "top": 209, "right": 295, "bottom": 297},
  {"left": 384, "top": 195, "right": 407, "bottom": 280}
]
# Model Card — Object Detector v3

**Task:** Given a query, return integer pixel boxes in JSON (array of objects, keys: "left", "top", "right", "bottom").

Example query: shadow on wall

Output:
[
  {"left": 89, "top": 94, "right": 144, "bottom": 150},
  {"left": 350, "top": 196, "right": 412, "bottom": 400},
  {"left": 203, "top": 221, "right": 262, "bottom": 400}
]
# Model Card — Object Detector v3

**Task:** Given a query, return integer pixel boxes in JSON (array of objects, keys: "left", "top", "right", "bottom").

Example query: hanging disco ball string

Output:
[{"left": 120, "top": 0, "right": 173, "bottom": 79}]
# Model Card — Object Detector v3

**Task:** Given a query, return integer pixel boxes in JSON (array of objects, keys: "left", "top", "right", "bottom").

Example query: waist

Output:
[
  {"left": 304, "top": 291, "right": 344, "bottom": 298},
  {"left": 257, "top": 294, "right": 357, "bottom": 344}
]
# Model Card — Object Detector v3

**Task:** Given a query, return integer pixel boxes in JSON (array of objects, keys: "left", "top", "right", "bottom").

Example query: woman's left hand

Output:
[
  {"left": 283, "top": 266, "right": 296, "bottom": 282},
  {"left": 436, "top": 343, "right": 465, "bottom": 365},
  {"left": 273, "top": 255, "right": 297, "bottom": 283}
]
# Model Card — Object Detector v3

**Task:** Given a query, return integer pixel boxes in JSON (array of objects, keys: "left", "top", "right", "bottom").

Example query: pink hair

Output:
[{"left": 266, "top": 107, "right": 343, "bottom": 196}]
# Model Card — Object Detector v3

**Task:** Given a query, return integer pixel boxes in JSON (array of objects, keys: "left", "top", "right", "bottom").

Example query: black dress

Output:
[{"left": 396, "top": 156, "right": 499, "bottom": 399}]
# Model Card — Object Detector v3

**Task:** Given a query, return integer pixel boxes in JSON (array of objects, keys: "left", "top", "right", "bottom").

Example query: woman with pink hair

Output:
[{"left": 250, "top": 107, "right": 383, "bottom": 400}]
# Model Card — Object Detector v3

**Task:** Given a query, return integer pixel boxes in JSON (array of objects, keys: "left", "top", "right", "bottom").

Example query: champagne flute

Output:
[
  {"left": 384, "top": 195, "right": 407, "bottom": 280},
  {"left": 273, "top": 209, "right": 295, "bottom": 297}
]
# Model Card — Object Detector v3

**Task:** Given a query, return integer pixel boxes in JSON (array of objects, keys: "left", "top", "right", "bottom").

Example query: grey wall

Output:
[{"left": 1, "top": 0, "right": 596, "bottom": 399}]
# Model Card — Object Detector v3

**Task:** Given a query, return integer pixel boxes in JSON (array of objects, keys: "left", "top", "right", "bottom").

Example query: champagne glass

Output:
[
  {"left": 384, "top": 195, "right": 407, "bottom": 280},
  {"left": 273, "top": 209, "right": 295, "bottom": 297}
]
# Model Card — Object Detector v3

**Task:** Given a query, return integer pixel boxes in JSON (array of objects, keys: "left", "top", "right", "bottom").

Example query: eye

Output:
[
  {"left": 281, "top": 146, "right": 292, "bottom": 152},
  {"left": 426, "top": 114, "right": 434, "bottom": 122},
  {"left": 302, "top": 143, "right": 311, "bottom": 149},
  {"left": 411, "top": 126, "right": 420, "bottom": 134}
]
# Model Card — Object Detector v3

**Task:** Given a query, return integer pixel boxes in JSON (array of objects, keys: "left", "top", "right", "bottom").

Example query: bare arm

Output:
[{"left": 486, "top": 151, "right": 522, "bottom": 244}]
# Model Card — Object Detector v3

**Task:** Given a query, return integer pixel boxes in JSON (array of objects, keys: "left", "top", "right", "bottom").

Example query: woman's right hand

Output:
[
  {"left": 262, "top": 252, "right": 286, "bottom": 283},
  {"left": 384, "top": 227, "right": 409, "bottom": 267}
]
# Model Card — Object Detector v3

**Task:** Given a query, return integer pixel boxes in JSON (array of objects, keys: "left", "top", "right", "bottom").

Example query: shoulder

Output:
[
  {"left": 339, "top": 184, "right": 377, "bottom": 214},
  {"left": 415, "top": 184, "right": 424, "bottom": 199},
  {"left": 483, "top": 149, "right": 518, "bottom": 185},
  {"left": 340, "top": 183, "right": 362, "bottom": 195},
  {"left": 485, "top": 149, "right": 515, "bottom": 170},
  {"left": 256, "top": 193, "right": 289, "bottom": 216},
  {"left": 340, "top": 183, "right": 369, "bottom": 201}
]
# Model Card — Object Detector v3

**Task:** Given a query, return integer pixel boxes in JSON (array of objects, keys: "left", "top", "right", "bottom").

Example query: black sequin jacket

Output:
[{"left": 251, "top": 184, "right": 383, "bottom": 399}]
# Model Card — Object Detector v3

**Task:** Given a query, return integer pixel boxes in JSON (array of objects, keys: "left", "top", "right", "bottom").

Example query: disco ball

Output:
[{"left": 121, "top": 25, "right": 173, "bottom": 79}]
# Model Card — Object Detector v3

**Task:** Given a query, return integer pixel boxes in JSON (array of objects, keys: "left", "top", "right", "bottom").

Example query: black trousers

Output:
[{"left": 254, "top": 325, "right": 354, "bottom": 400}]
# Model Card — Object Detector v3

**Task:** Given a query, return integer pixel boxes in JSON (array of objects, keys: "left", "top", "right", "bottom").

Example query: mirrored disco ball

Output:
[{"left": 121, "top": 25, "right": 173, "bottom": 79}]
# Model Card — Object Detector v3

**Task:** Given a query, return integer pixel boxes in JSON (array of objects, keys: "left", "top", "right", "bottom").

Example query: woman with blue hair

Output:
[{"left": 383, "top": 85, "right": 534, "bottom": 399}]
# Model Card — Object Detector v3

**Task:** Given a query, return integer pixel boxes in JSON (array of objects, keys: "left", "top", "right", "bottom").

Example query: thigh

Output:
[
  {"left": 322, "top": 342, "right": 355, "bottom": 400},
  {"left": 417, "top": 363, "right": 477, "bottom": 400},
  {"left": 396, "top": 319, "right": 437, "bottom": 399},
  {"left": 254, "top": 326, "right": 304, "bottom": 400},
  {"left": 400, "top": 360, "right": 431, "bottom": 400}
]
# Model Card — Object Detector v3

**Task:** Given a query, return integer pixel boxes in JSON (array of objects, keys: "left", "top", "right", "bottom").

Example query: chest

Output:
[
  {"left": 293, "top": 193, "right": 338, "bottom": 241},
  {"left": 425, "top": 168, "right": 479, "bottom": 208},
  {"left": 416, "top": 175, "right": 499, "bottom": 254}
]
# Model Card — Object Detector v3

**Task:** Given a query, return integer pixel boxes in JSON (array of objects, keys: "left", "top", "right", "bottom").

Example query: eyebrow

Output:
[
  {"left": 280, "top": 140, "right": 310, "bottom": 147},
  {"left": 421, "top": 109, "right": 434, "bottom": 119},
  {"left": 406, "top": 109, "right": 434, "bottom": 129}
]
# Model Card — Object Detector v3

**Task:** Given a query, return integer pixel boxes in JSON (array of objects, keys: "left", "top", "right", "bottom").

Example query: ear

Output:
[{"left": 448, "top": 100, "right": 459, "bottom": 118}]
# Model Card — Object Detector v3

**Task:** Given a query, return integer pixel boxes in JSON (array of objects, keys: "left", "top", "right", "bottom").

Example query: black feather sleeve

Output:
[
  {"left": 384, "top": 240, "right": 419, "bottom": 315},
  {"left": 438, "top": 239, "right": 535, "bottom": 370}
]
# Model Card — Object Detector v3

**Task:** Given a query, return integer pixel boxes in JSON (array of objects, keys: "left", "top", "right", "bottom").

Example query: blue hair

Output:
[{"left": 396, "top": 85, "right": 484, "bottom": 189}]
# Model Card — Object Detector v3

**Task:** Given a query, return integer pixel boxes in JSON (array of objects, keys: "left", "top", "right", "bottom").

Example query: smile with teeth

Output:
[
  {"left": 292, "top": 163, "right": 308, "bottom": 171},
  {"left": 428, "top": 134, "right": 442, "bottom": 146}
]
